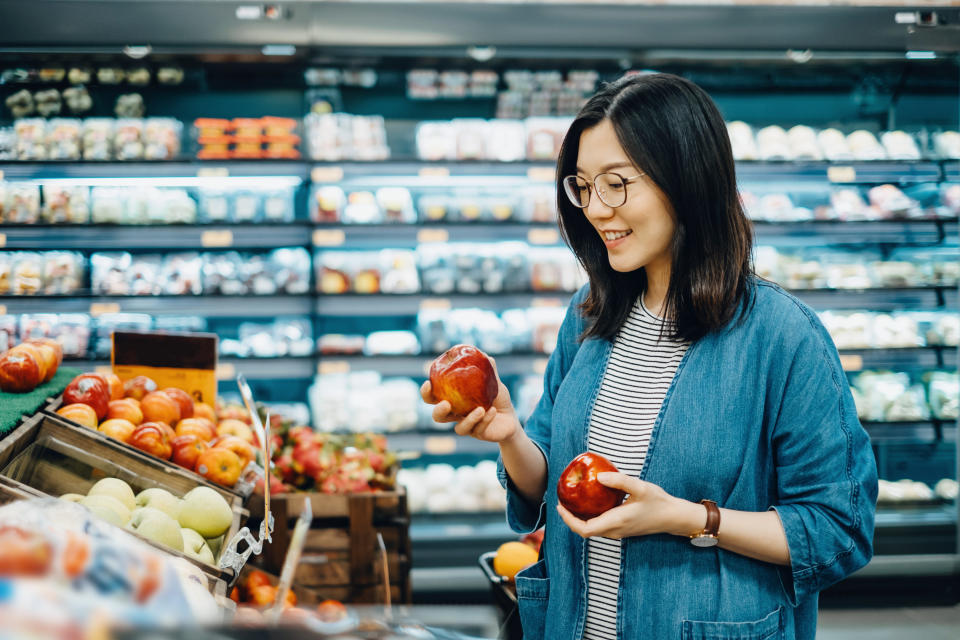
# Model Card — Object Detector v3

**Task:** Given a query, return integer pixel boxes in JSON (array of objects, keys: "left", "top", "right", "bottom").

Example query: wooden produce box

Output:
[
  {"left": 0, "top": 411, "right": 246, "bottom": 591},
  {"left": 248, "top": 491, "right": 411, "bottom": 605},
  {"left": 0, "top": 473, "right": 45, "bottom": 506},
  {"left": 43, "top": 396, "right": 252, "bottom": 504}
]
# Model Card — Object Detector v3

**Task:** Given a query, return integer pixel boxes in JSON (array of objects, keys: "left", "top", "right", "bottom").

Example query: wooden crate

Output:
[
  {"left": 44, "top": 396, "right": 250, "bottom": 504},
  {"left": 248, "top": 490, "right": 411, "bottom": 605},
  {"left": 0, "top": 411, "right": 247, "bottom": 588},
  {"left": 0, "top": 473, "right": 44, "bottom": 505}
]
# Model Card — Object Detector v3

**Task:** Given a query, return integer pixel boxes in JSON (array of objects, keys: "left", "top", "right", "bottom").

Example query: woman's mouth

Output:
[{"left": 602, "top": 229, "right": 633, "bottom": 247}]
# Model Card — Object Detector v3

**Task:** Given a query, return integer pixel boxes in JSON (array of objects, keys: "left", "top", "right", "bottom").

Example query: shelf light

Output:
[
  {"left": 905, "top": 51, "right": 937, "bottom": 60},
  {"left": 30, "top": 176, "right": 303, "bottom": 189}
]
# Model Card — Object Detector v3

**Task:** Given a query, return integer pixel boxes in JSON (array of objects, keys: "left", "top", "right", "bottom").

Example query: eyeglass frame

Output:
[{"left": 561, "top": 171, "right": 647, "bottom": 209}]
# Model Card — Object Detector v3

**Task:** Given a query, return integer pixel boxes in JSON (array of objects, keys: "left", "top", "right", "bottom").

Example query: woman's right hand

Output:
[{"left": 420, "top": 357, "right": 520, "bottom": 444}]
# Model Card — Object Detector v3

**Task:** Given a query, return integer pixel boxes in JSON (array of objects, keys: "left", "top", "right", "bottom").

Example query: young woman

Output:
[{"left": 422, "top": 73, "right": 877, "bottom": 640}]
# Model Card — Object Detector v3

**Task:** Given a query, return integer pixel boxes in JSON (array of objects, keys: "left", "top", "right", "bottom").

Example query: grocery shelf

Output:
[
  {"left": 736, "top": 161, "right": 942, "bottom": 184},
  {"left": 752, "top": 219, "right": 954, "bottom": 244},
  {"left": 312, "top": 223, "right": 562, "bottom": 247},
  {"left": 790, "top": 287, "right": 957, "bottom": 311},
  {"left": 944, "top": 162, "right": 960, "bottom": 182},
  {"left": 318, "top": 353, "right": 549, "bottom": 377},
  {"left": 839, "top": 346, "right": 954, "bottom": 370},
  {"left": 863, "top": 420, "right": 956, "bottom": 443},
  {"left": 316, "top": 292, "right": 574, "bottom": 316},
  {"left": 68, "top": 356, "right": 317, "bottom": 380},
  {"left": 0, "top": 224, "right": 313, "bottom": 250},
  {"left": 0, "top": 161, "right": 308, "bottom": 181},
  {"left": 0, "top": 294, "right": 314, "bottom": 317},
  {"left": 875, "top": 504, "right": 957, "bottom": 528}
]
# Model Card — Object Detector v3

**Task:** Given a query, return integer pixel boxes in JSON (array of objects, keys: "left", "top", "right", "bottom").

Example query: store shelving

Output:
[
  {"left": 0, "top": 223, "right": 312, "bottom": 250},
  {"left": 0, "top": 294, "right": 314, "bottom": 316}
]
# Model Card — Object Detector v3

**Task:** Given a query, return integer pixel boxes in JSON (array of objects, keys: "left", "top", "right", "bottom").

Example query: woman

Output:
[{"left": 421, "top": 73, "right": 877, "bottom": 640}]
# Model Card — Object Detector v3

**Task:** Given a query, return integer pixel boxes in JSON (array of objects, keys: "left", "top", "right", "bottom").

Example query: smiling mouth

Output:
[{"left": 603, "top": 230, "right": 633, "bottom": 241}]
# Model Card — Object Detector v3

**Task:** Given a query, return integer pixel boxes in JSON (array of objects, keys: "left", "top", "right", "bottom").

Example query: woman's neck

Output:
[{"left": 643, "top": 261, "right": 670, "bottom": 317}]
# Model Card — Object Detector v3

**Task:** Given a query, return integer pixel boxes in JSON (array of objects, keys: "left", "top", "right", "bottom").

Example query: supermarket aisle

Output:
[{"left": 817, "top": 605, "right": 960, "bottom": 639}]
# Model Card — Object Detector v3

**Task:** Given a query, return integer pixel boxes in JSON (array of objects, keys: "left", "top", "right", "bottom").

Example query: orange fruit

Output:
[{"left": 492, "top": 541, "right": 539, "bottom": 581}]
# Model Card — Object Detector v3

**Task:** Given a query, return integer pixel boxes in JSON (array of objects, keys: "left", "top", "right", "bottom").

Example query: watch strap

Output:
[{"left": 700, "top": 499, "right": 720, "bottom": 537}]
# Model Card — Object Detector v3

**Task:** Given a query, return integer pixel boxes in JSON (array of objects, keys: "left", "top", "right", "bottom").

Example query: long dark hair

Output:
[{"left": 556, "top": 73, "right": 753, "bottom": 343}]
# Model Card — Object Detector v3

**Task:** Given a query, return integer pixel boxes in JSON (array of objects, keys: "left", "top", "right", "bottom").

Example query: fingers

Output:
[
  {"left": 453, "top": 407, "right": 486, "bottom": 436},
  {"left": 557, "top": 503, "right": 626, "bottom": 540},
  {"left": 431, "top": 400, "right": 456, "bottom": 423},
  {"left": 420, "top": 380, "right": 437, "bottom": 404},
  {"left": 596, "top": 472, "right": 643, "bottom": 495}
]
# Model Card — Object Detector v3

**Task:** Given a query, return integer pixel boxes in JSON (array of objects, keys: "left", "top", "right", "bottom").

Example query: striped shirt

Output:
[{"left": 582, "top": 297, "right": 689, "bottom": 640}]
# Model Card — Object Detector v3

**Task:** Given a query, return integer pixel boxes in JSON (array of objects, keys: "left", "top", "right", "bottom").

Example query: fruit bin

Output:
[
  {"left": 44, "top": 395, "right": 252, "bottom": 504},
  {"left": 0, "top": 473, "right": 45, "bottom": 506},
  {"left": 247, "top": 490, "right": 412, "bottom": 604},
  {"left": 0, "top": 411, "right": 248, "bottom": 592}
]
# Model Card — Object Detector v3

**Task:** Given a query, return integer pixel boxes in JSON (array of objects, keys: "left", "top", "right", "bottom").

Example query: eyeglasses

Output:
[{"left": 561, "top": 172, "right": 645, "bottom": 209}]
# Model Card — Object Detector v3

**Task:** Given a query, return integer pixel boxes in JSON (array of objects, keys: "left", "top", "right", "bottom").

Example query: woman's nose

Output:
[{"left": 584, "top": 193, "right": 614, "bottom": 221}]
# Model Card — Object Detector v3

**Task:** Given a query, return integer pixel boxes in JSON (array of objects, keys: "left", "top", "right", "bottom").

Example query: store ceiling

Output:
[{"left": 0, "top": 1, "right": 956, "bottom": 54}]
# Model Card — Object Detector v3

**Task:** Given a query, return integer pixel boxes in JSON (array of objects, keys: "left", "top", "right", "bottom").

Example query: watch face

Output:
[{"left": 691, "top": 535, "right": 718, "bottom": 548}]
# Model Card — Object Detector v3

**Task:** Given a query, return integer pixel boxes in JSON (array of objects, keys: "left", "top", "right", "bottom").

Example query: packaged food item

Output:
[
  {"left": 159, "top": 253, "right": 203, "bottom": 295},
  {"left": 127, "top": 66, "right": 151, "bottom": 86},
  {"left": 233, "top": 192, "right": 262, "bottom": 223},
  {"left": 934, "top": 131, "right": 960, "bottom": 159},
  {"left": 943, "top": 184, "right": 960, "bottom": 215},
  {"left": 920, "top": 311, "right": 959, "bottom": 346},
  {"left": 486, "top": 119, "right": 527, "bottom": 162},
  {"left": 45, "top": 118, "right": 82, "bottom": 160},
  {"left": 415, "top": 121, "right": 457, "bottom": 161},
  {"left": 0, "top": 314, "right": 17, "bottom": 351},
  {"left": 157, "top": 66, "right": 185, "bottom": 85},
  {"left": 12, "top": 252, "right": 44, "bottom": 295},
  {"left": 90, "top": 187, "right": 126, "bottom": 224},
  {"left": 726, "top": 121, "right": 758, "bottom": 161},
  {"left": 830, "top": 188, "right": 870, "bottom": 221},
  {"left": 851, "top": 371, "right": 930, "bottom": 422},
  {"left": 870, "top": 313, "right": 922, "bottom": 348},
  {"left": 452, "top": 118, "right": 488, "bottom": 160},
  {"left": 262, "top": 188, "right": 295, "bottom": 223},
  {"left": 270, "top": 247, "right": 311, "bottom": 295},
  {"left": 91, "top": 252, "right": 132, "bottom": 295},
  {"left": 756, "top": 125, "right": 791, "bottom": 161},
  {"left": 114, "top": 93, "right": 145, "bottom": 118},
  {"left": 417, "top": 194, "right": 449, "bottom": 222},
  {"left": 925, "top": 371, "right": 959, "bottom": 420},
  {"left": 201, "top": 252, "right": 244, "bottom": 295},
  {"left": 143, "top": 117, "right": 182, "bottom": 160},
  {"left": 41, "top": 185, "right": 90, "bottom": 224},
  {"left": 525, "top": 117, "right": 568, "bottom": 160},
  {"left": 378, "top": 249, "right": 420, "bottom": 294},
  {"left": 880, "top": 130, "right": 922, "bottom": 161},
  {"left": 97, "top": 67, "right": 125, "bottom": 84},
  {"left": 817, "top": 128, "right": 854, "bottom": 162},
  {"left": 82, "top": 118, "right": 114, "bottom": 160},
  {"left": 363, "top": 331, "right": 421, "bottom": 356},
  {"left": 868, "top": 184, "right": 920, "bottom": 219},
  {"left": 0, "top": 127, "right": 15, "bottom": 160},
  {"left": 34, "top": 89, "right": 63, "bottom": 117},
  {"left": 787, "top": 125, "right": 821, "bottom": 161},
  {"left": 114, "top": 118, "right": 144, "bottom": 160},
  {"left": 198, "top": 189, "right": 231, "bottom": 223},
  {"left": 376, "top": 187, "right": 415, "bottom": 223},
  {"left": 3, "top": 183, "right": 41, "bottom": 223},
  {"left": 43, "top": 251, "right": 84, "bottom": 294},
  {"left": 417, "top": 244, "right": 456, "bottom": 295},
  {"left": 15, "top": 118, "right": 47, "bottom": 160},
  {"left": 0, "top": 253, "right": 12, "bottom": 294},
  {"left": 310, "top": 185, "right": 345, "bottom": 223},
  {"left": 522, "top": 185, "right": 557, "bottom": 223},
  {"left": 847, "top": 130, "right": 886, "bottom": 161},
  {"left": 128, "top": 255, "right": 163, "bottom": 295},
  {"left": 342, "top": 191, "right": 381, "bottom": 224},
  {"left": 318, "top": 333, "right": 366, "bottom": 355},
  {"left": 818, "top": 311, "right": 874, "bottom": 350},
  {"left": 92, "top": 312, "right": 152, "bottom": 357}
]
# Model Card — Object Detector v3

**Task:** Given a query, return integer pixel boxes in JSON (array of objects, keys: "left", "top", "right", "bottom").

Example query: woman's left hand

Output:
[{"left": 556, "top": 472, "right": 690, "bottom": 539}]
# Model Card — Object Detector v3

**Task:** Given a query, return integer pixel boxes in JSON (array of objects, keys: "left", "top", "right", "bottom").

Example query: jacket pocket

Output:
[
  {"left": 681, "top": 606, "right": 783, "bottom": 640},
  {"left": 515, "top": 559, "right": 549, "bottom": 640}
]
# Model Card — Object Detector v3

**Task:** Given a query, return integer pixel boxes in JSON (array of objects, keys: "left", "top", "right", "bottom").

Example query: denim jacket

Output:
[{"left": 498, "top": 279, "right": 878, "bottom": 640}]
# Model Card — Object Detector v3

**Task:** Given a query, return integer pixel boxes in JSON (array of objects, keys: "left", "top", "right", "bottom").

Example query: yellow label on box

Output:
[
  {"left": 419, "top": 167, "right": 450, "bottom": 178},
  {"left": 528, "top": 228, "right": 560, "bottom": 245},
  {"left": 827, "top": 166, "right": 857, "bottom": 183},
  {"left": 94, "top": 365, "right": 113, "bottom": 376},
  {"left": 417, "top": 228, "right": 449, "bottom": 243},
  {"left": 424, "top": 436, "right": 457, "bottom": 455},
  {"left": 113, "top": 364, "right": 217, "bottom": 406},
  {"left": 201, "top": 229, "right": 234, "bottom": 248},
  {"left": 197, "top": 167, "right": 229, "bottom": 178},
  {"left": 839, "top": 354, "right": 864, "bottom": 371},
  {"left": 311, "top": 166, "right": 344, "bottom": 183},
  {"left": 90, "top": 302, "right": 121, "bottom": 316},
  {"left": 312, "top": 229, "right": 346, "bottom": 246},
  {"left": 527, "top": 167, "right": 554, "bottom": 182},
  {"left": 0, "top": 233, "right": 6, "bottom": 248},
  {"left": 112, "top": 331, "right": 218, "bottom": 406}
]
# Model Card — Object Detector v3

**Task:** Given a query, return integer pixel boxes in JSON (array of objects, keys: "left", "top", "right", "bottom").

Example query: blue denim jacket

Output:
[{"left": 498, "top": 279, "right": 878, "bottom": 640}]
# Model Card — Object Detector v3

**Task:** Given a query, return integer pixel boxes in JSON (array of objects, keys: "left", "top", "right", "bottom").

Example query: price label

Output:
[
  {"left": 528, "top": 228, "right": 560, "bottom": 245},
  {"left": 417, "top": 228, "right": 449, "bottom": 243},
  {"left": 533, "top": 358, "right": 549, "bottom": 375},
  {"left": 0, "top": 170, "right": 4, "bottom": 180},
  {"left": 312, "top": 229, "right": 346, "bottom": 246},
  {"left": 419, "top": 167, "right": 450, "bottom": 178},
  {"left": 94, "top": 365, "right": 113, "bottom": 376},
  {"left": 0, "top": 233, "right": 6, "bottom": 248},
  {"left": 527, "top": 167, "right": 555, "bottom": 182},
  {"left": 311, "top": 167, "right": 344, "bottom": 183},
  {"left": 839, "top": 354, "right": 864, "bottom": 371},
  {"left": 0, "top": 305, "right": 6, "bottom": 315},
  {"left": 90, "top": 303, "right": 121, "bottom": 317},
  {"left": 216, "top": 362, "right": 236, "bottom": 380},
  {"left": 827, "top": 166, "right": 857, "bottom": 183},
  {"left": 201, "top": 229, "right": 234, "bottom": 248},
  {"left": 424, "top": 436, "right": 457, "bottom": 455},
  {"left": 318, "top": 360, "right": 350, "bottom": 375},
  {"left": 419, "top": 298, "right": 452, "bottom": 311},
  {"left": 443, "top": 525, "right": 474, "bottom": 537},
  {"left": 197, "top": 167, "right": 230, "bottom": 178},
  {"left": 532, "top": 297, "right": 563, "bottom": 308}
]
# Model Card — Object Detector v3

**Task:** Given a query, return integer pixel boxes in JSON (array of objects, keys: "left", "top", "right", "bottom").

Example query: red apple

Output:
[
  {"left": 557, "top": 452, "right": 626, "bottom": 520},
  {"left": 129, "top": 423, "right": 173, "bottom": 460},
  {"left": 254, "top": 473, "right": 287, "bottom": 496},
  {"left": 9, "top": 343, "right": 50, "bottom": 383},
  {"left": 107, "top": 398, "right": 143, "bottom": 425},
  {"left": 193, "top": 402, "right": 217, "bottom": 424},
  {"left": 171, "top": 434, "right": 209, "bottom": 470},
  {"left": 56, "top": 403, "right": 99, "bottom": 428},
  {"left": 140, "top": 391, "right": 181, "bottom": 426},
  {"left": 27, "top": 337, "right": 63, "bottom": 367},
  {"left": 63, "top": 374, "right": 110, "bottom": 419},
  {"left": 195, "top": 447, "right": 242, "bottom": 486},
  {"left": 217, "top": 418, "right": 255, "bottom": 444},
  {"left": 21, "top": 342, "right": 58, "bottom": 383},
  {"left": 243, "top": 569, "right": 272, "bottom": 596},
  {"left": 428, "top": 344, "right": 498, "bottom": 420},
  {"left": 316, "top": 599, "right": 348, "bottom": 622},
  {"left": 124, "top": 375, "right": 157, "bottom": 401},
  {"left": 100, "top": 372, "right": 124, "bottom": 400},
  {"left": 213, "top": 435, "right": 255, "bottom": 470},
  {"left": 176, "top": 417, "right": 217, "bottom": 442},
  {"left": 98, "top": 418, "right": 136, "bottom": 443},
  {"left": 0, "top": 350, "right": 42, "bottom": 393},
  {"left": 160, "top": 387, "right": 194, "bottom": 420},
  {"left": 522, "top": 528, "right": 545, "bottom": 554}
]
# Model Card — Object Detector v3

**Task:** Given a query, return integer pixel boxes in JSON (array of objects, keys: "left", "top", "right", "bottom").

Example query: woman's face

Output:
[{"left": 576, "top": 119, "right": 676, "bottom": 275}]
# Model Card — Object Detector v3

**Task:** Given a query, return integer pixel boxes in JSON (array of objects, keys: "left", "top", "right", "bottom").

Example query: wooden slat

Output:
[
  {"left": 304, "top": 526, "right": 403, "bottom": 552},
  {"left": 294, "top": 552, "right": 407, "bottom": 587}
]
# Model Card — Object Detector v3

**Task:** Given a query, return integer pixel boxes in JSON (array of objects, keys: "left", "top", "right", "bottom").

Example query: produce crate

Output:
[
  {"left": 0, "top": 411, "right": 246, "bottom": 591},
  {"left": 248, "top": 490, "right": 411, "bottom": 605},
  {"left": 234, "top": 563, "right": 325, "bottom": 606},
  {"left": 44, "top": 395, "right": 251, "bottom": 503},
  {"left": 0, "top": 473, "right": 45, "bottom": 506}
]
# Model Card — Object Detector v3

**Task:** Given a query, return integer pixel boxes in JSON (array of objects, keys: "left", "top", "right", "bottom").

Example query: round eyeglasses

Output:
[{"left": 561, "top": 172, "right": 645, "bottom": 209}]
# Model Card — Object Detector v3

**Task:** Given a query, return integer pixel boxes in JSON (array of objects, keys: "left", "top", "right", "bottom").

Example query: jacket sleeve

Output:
[
  {"left": 497, "top": 285, "right": 588, "bottom": 534},
  {"left": 770, "top": 308, "right": 878, "bottom": 605}
]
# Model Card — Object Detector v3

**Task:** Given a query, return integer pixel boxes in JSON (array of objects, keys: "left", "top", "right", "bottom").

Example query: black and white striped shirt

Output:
[{"left": 582, "top": 297, "right": 689, "bottom": 640}]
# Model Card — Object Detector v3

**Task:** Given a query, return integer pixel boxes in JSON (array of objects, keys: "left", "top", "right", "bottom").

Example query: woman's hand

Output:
[
  {"left": 420, "top": 357, "right": 520, "bottom": 444},
  {"left": 556, "top": 472, "right": 694, "bottom": 539}
]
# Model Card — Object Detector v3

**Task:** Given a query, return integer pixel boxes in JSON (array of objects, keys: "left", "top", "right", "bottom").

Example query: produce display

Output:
[
  {"left": 820, "top": 310, "right": 958, "bottom": 350},
  {"left": 0, "top": 251, "right": 84, "bottom": 295},
  {"left": 850, "top": 370, "right": 958, "bottom": 422},
  {"left": 54, "top": 371, "right": 257, "bottom": 489},
  {"left": 9, "top": 117, "right": 182, "bottom": 161},
  {"left": 303, "top": 113, "right": 389, "bottom": 161},
  {"left": 877, "top": 478, "right": 958, "bottom": 504},
  {"left": 398, "top": 461, "right": 505, "bottom": 513},
  {"left": 194, "top": 117, "right": 300, "bottom": 160},
  {"left": 557, "top": 452, "right": 626, "bottom": 520},
  {"left": 60, "top": 478, "right": 233, "bottom": 566},
  {"left": 0, "top": 337, "right": 63, "bottom": 392}
]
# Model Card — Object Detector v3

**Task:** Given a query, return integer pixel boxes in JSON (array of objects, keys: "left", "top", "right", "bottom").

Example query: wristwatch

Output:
[{"left": 689, "top": 499, "right": 720, "bottom": 548}]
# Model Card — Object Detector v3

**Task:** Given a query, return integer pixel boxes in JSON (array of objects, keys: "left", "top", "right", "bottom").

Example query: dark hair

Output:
[{"left": 556, "top": 72, "right": 753, "bottom": 343}]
